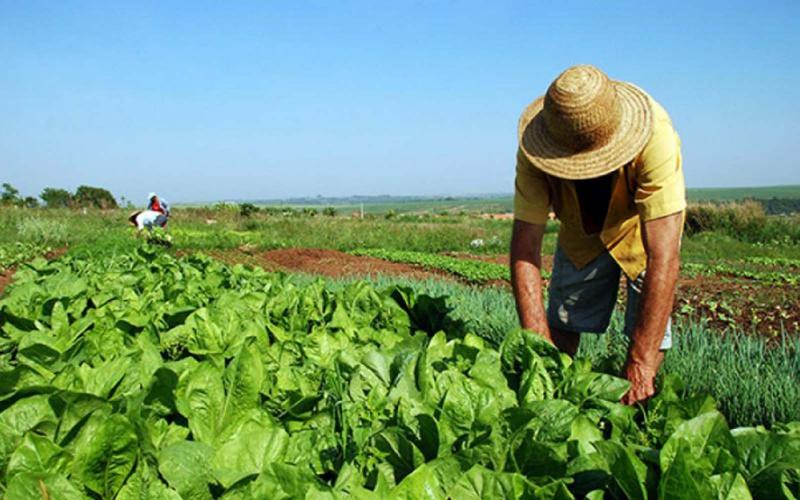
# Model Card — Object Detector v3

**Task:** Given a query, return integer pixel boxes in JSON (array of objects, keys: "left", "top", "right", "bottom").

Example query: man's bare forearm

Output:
[
  {"left": 628, "top": 253, "right": 680, "bottom": 365},
  {"left": 622, "top": 212, "right": 683, "bottom": 404},
  {"left": 510, "top": 220, "right": 551, "bottom": 340}
]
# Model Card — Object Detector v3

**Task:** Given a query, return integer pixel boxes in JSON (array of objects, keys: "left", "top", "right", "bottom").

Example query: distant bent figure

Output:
[{"left": 128, "top": 210, "right": 167, "bottom": 230}]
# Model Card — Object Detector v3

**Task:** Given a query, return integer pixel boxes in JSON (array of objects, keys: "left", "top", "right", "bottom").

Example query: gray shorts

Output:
[{"left": 547, "top": 246, "right": 672, "bottom": 350}]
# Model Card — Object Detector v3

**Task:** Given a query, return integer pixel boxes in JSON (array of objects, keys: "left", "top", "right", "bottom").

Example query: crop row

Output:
[
  {"left": 0, "top": 242, "right": 49, "bottom": 274},
  {"left": 683, "top": 262, "right": 799, "bottom": 285},
  {"left": 0, "top": 248, "right": 797, "bottom": 498},
  {"left": 351, "top": 249, "right": 527, "bottom": 283},
  {"left": 745, "top": 256, "right": 800, "bottom": 268}
]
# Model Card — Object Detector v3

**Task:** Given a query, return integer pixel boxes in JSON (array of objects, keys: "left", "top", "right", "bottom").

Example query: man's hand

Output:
[
  {"left": 621, "top": 359, "right": 659, "bottom": 405},
  {"left": 622, "top": 212, "right": 683, "bottom": 405},
  {"left": 510, "top": 219, "right": 551, "bottom": 342}
]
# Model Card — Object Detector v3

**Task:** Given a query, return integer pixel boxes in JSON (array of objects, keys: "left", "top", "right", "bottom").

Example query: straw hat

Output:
[{"left": 518, "top": 65, "right": 653, "bottom": 180}]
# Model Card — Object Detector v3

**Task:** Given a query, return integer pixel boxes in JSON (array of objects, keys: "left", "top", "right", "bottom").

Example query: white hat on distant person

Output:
[{"left": 148, "top": 192, "right": 157, "bottom": 200}]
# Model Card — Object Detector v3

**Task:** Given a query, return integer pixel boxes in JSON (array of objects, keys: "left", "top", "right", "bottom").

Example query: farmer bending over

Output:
[
  {"left": 510, "top": 65, "right": 685, "bottom": 405},
  {"left": 128, "top": 210, "right": 167, "bottom": 231}
]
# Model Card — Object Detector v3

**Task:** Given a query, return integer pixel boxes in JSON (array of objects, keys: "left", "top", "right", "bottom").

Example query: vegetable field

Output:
[{"left": 1, "top": 248, "right": 798, "bottom": 498}]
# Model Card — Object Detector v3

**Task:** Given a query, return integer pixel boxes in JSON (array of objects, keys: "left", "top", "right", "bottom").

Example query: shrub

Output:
[
  {"left": 684, "top": 201, "right": 800, "bottom": 243},
  {"left": 239, "top": 203, "right": 259, "bottom": 218},
  {"left": 73, "top": 185, "right": 118, "bottom": 209},
  {"left": 322, "top": 206, "right": 337, "bottom": 217},
  {"left": 16, "top": 216, "right": 69, "bottom": 244},
  {"left": 241, "top": 219, "right": 262, "bottom": 231}
]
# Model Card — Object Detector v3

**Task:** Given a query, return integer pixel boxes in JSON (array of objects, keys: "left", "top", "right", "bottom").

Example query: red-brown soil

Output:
[
  {"left": 0, "top": 270, "right": 14, "bottom": 297},
  {"left": 675, "top": 278, "right": 799, "bottom": 337},
  {"left": 207, "top": 247, "right": 454, "bottom": 282},
  {"left": 0, "top": 247, "right": 67, "bottom": 297}
]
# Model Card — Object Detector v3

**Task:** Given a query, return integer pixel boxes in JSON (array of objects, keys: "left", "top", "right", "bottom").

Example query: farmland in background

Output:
[{"left": 198, "top": 184, "right": 800, "bottom": 215}]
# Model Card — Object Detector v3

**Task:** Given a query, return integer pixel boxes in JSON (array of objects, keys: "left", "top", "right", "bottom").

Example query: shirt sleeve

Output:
[
  {"left": 513, "top": 148, "right": 551, "bottom": 224},
  {"left": 633, "top": 105, "right": 686, "bottom": 221}
]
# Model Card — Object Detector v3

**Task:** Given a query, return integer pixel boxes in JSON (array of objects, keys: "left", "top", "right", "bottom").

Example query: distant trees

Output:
[
  {"left": 1, "top": 182, "right": 119, "bottom": 209},
  {"left": 1, "top": 183, "right": 20, "bottom": 206},
  {"left": 22, "top": 196, "right": 40, "bottom": 209},
  {"left": 40, "top": 188, "right": 73, "bottom": 208},
  {"left": 239, "top": 203, "right": 259, "bottom": 217},
  {"left": 74, "top": 185, "right": 118, "bottom": 209}
]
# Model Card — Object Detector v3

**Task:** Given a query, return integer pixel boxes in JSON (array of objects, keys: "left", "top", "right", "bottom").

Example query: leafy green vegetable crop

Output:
[
  {"left": 0, "top": 248, "right": 798, "bottom": 498},
  {"left": 351, "top": 248, "right": 528, "bottom": 283},
  {"left": 0, "top": 242, "right": 49, "bottom": 274}
]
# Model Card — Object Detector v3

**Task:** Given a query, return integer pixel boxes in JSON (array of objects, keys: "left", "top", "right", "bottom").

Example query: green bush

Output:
[
  {"left": 239, "top": 202, "right": 259, "bottom": 218},
  {"left": 16, "top": 216, "right": 68, "bottom": 244},
  {"left": 684, "top": 201, "right": 800, "bottom": 243}
]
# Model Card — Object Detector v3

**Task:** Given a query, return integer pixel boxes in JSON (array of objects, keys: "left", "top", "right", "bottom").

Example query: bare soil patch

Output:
[
  {"left": 0, "top": 247, "right": 67, "bottom": 297},
  {"left": 675, "top": 279, "right": 799, "bottom": 337},
  {"left": 209, "top": 247, "right": 455, "bottom": 282},
  {"left": 0, "top": 270, "right": 14, "bottom": 297}
]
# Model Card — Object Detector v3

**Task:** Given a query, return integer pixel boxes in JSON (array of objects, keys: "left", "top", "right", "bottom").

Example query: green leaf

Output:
[
  {"left": 390, "top": 456, "right": 469, "bottom": 500},
  {"left": 158, "top": 440, "right": 214, "bottom": 500},
  {"left": 733, "top": 426, "right": 800, "bottom": 499},
  {"left": 4, "top": 471, "right": 86, "bottom": 500},
  {"left": 658, "top": 440, "right": 711, "bottom": 499},
  {"left": 374, "top": 428, "right": 427, "bottom": 482},
  {"left": 660, "top": 411, "right": 739, "bottom": 478},
  {"left": 0, "top": 394, "right": 56, "bottom": 437},
  {"left": 6, "top": 433, "right": 71, "bottom": 481},
  {"left": 71, "top": 413, "right": 138, "bottom": 498},
  {"left": 710, "top": 472, "right": 753, "bottom": 499},
  {"left": 447, "top": 465, "right": 531, "bottom": 499},
  {"left": 248, "top": 463, "right": 333, "bottom": 499},
  {"left": 117, "top": 461, "right": 182, "bottom": 500},
  {"left": 49, "top": 391, "right": 110, "bottom": 445},
  {"left": 175, "top": 362, "right": 224, "bottom": 443},
  {"left": 211, "top": 411, "right": 289, "bottom": 488},
  {"left": 592, "top": 440, "right": 649, "bottom": 500}
]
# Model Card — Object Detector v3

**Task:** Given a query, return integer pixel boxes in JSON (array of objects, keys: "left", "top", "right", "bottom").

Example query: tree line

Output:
[{"left": 1, "top": 183, "right": 118, "bottom": 209}]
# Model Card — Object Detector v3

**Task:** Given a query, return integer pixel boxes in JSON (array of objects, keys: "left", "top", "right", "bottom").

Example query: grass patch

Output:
[{"left": 351, "top": 248, "right": 516, "bottom": 283}]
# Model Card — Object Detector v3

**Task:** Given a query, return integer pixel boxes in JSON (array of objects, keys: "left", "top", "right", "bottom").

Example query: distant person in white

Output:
[{"left": 128, "top": 210, "right": 166, "bottom": 230}]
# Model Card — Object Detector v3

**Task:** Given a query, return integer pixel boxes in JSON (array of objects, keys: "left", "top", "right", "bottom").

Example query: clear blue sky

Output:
[{"left": 2, "top": 1, "right": 798, "bottom": 203}]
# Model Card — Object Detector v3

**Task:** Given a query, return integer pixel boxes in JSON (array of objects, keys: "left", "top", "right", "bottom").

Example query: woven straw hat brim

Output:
[{"left": 518, "top": 81, "right": 653, "bottom": 180}]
